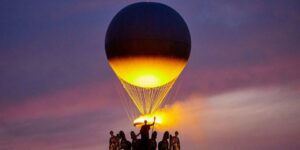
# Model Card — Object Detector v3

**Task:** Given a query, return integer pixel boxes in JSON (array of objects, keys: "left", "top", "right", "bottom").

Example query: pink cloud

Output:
[
  {"left": 0, "top": 80, "right": 119, "bottom": 122},
  {"left": 3, "top": 85, "right": 300, "bottom": 150},
  {"left": 180, "top": 55, "right": 300, "bottom": 95}
]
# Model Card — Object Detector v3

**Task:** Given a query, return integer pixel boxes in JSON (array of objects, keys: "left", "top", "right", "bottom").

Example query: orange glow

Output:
[
  {"left": 133, "top": 105, "right": 183, "bottom": 130},
  {"left": 133, "top": 98, "right": 205, "bottom": 145},
  {"left": 108, "top": 56, "right": 187, "bottom": 88},
  {"left": 133, "top": 114, "right": 162, "bottom": 126}
]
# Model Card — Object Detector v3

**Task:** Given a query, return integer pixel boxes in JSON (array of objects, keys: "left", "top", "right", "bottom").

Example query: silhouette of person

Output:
[
  {"left": 137, "top": 117, "right": 156, "bottom": 150},
  {"left": 148, "top": 131, "right": 157, "bottom": 150},
  {"left": 130, "top": 131, "right": 140, "bottom": 150},
  {"left": 138, "top": 118, "right": 156, "bottom": 140},
  {"left": 169, "top": 134, "right": 173, "bottom": 150},
  {"left": 116, "top": 133, "right": 121, "bottom": 149},
  {"left": 171, "top": 131, "right": 180, "bottom": 150},
  {"left": 119, "top": 131, "right": 131, "bottom": 150},
  {"left": 158, "top": 131, "right": 169, "bottom": 150},
  {"left": 109, "top": 131, "right": 118, "bottom": 150}
]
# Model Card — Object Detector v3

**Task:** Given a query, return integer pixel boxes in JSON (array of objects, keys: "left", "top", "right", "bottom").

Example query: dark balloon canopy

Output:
[{"left": 105, "top": 2, "right": 191, "bottom": 60}]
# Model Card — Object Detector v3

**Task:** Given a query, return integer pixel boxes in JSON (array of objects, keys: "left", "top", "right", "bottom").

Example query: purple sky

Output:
[{"left": 1, "top": 0, "right": 300, "bottom": 149}]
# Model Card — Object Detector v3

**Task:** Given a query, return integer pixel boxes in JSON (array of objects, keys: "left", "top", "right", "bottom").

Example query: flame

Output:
[
  {"left": 133, "top": 114, "right": 163, "bottom": 126},
  {"left": 133, "top": 105, "right": 183, "bottom": 130}
]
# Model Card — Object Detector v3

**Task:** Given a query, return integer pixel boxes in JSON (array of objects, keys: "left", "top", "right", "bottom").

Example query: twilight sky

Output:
[{"left": 1, "top": 0, "right": 300, "bottom": 150}]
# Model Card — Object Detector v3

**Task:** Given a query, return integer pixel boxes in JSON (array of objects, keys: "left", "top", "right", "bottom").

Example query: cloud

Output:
[
  {"left": 160, "top": 86, "right": 300, "bottom": 149},
  {"left": 1, "top": 83, "right": 299, "bottom": 150},
  {"left": 0, "top": 81, "right": 119, "bottom": 122},
  {"left": 0, "top": 80, "right": 129, "bottom": 150},
  {"left": 179, "top": 56, "right": 300, "bottom": 96},
  {"left": 89, "top": 85, "right": 300, "bottom": 149}
]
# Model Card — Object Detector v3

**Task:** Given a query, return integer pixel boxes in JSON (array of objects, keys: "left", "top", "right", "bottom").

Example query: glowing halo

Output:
[{"left": 133, "top": 114, "right": 162, "bottom": 127}]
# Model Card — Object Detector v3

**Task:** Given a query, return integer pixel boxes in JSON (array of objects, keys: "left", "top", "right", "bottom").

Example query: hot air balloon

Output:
[{"left": 105, "top": 2, "right": 191, "bottom": 125}]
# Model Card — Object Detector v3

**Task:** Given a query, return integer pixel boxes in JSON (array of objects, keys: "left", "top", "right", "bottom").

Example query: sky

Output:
[{"left": 1, "top": 0, "right": 300, "bottom": 149}]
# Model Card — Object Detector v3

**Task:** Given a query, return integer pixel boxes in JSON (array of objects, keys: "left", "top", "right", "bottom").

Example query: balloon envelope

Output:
[{"left": 105, "top": 2, "right": 191, "bottom": 88}]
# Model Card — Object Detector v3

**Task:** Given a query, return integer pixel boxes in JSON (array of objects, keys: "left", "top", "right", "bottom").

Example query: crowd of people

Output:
[{"left": 109, "top": 119, "right": 180, "bottom": 150}]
